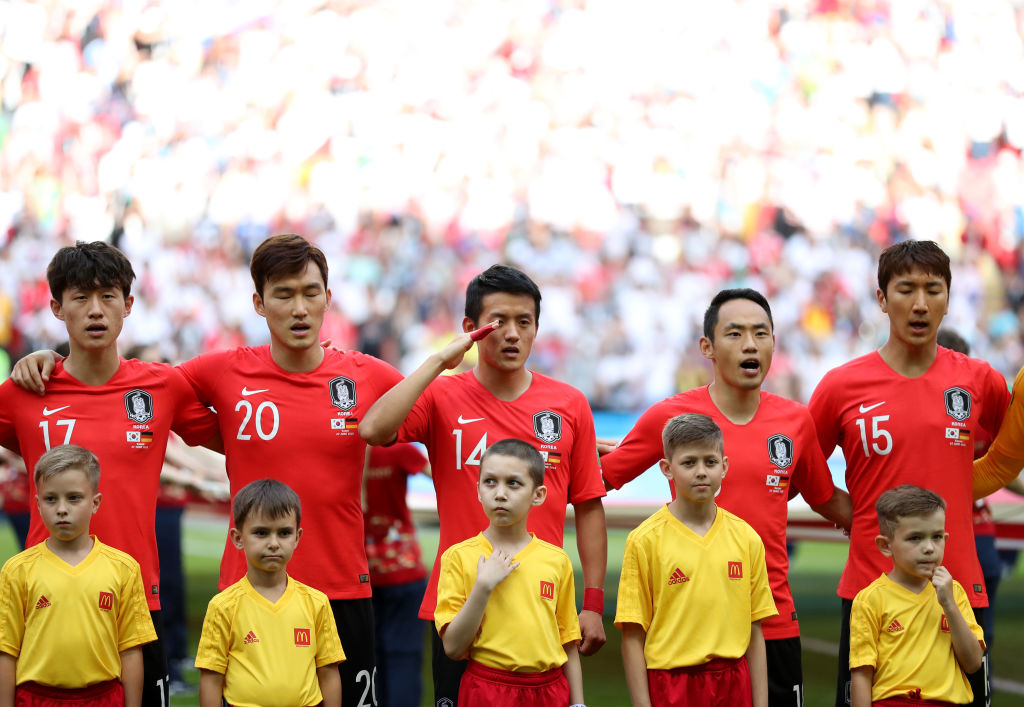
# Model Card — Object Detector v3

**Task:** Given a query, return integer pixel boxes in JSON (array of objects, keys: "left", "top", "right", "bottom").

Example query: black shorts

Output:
[
  {"left": 836, "top": 599, "right": 990, "bottom": 707},
  {"left": 141, "top": 609, "right": 168, "bottom": 707},
  {"left": 330, "top": 598, "right": 377, "bottom": 707},
  {"left": 766, "top": 636, "right": 803, "bottom": 707},
  {"left": 431, "top": 623, "right": 467, "bottom": 707}
]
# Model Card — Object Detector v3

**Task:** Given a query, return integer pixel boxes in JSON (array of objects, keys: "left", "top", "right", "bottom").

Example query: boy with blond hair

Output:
[
  {"left": 435, "top": 439, "right": 584, "bottom": 706},
  {"left": 0, "top": 444, "right": 156, "bottom": 707},
  {"left": 195, "top": 479, "right": 344, "bottom": 707},
  {"left": 615, "top": 414, "right": 776, "bottom": 707},
  {"left": 850, "top": 485, "right": 984, "bottom": 706}
]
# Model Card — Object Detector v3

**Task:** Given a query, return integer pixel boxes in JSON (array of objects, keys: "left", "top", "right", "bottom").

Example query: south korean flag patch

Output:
[
  {"left": 329, "top": 376, "right": 356, "bottom": 411},
  {"left": 944, "top": 387, "right": 971, "bottom": 422},
  {"left": 767, "top": 434, "right": 793, "bottom": 470},
  {"left": 124, "top": 389, "right": 154, "bottom": 424},
  {"left": 533, "top": 410, "right": 562, "bottom": 444}
]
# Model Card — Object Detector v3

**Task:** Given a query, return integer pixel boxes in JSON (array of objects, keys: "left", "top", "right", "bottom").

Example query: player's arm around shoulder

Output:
[
  {"left": 973, "top": 364, "right": 1024, "bottom": 499},
  {"left": 932, "top": 570, "right": 984, "bottom": 674}
]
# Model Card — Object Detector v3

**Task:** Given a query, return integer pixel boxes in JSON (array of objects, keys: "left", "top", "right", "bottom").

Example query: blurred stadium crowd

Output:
[{"left": 2, "top": 0, "right": 1024, "bottom": 409}]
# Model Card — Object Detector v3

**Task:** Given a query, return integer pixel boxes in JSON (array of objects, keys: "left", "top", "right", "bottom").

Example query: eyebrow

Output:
[{"left": 721, "top": 321, "right": 770, "bottom": 330}]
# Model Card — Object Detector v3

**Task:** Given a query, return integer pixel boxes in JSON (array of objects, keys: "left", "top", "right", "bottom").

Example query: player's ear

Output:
[
  {"left": 50, "top": 298, "right": 64, "bottom": 321},
  {"left": 876, "top": 287, "right": 887, "bottom": 313},
  {"left": 532, "top": 484, "right": 547, "bottom": 507},
  {"left": 253, "top": 292, "right": 266, "bottom": 318},
  {"left": 324, "top": 288, "right": 332, "bottom": 308},
  {"left": 122, "top": 294, "right": 134, "bottom": 317},
  {"left": 875, "top": 534, "right": 892, "bottom": 557},
  {"left": 698, "top": 335, "right": 714, "bottom": 361},
  {"left": 659, "top": 458, "right": 671, "bottom": 479},
  {"left": 229, "top": 527, "right": 244, "bottom": 550},
  {"left": 462, "top": 317, "right": 476, "bottom": 334}
]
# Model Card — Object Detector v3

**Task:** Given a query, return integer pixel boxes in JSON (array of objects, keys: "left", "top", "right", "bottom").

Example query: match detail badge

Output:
[
  {"left": 767, "top": 434, "right": 793, "bottom": 470},
  {"left": 124, "top": 389, "right": 154, "bottom": 424},
  {"left": 944, "top": 387, "right": 971, "bottom": 422},
  {"left": 329, "top": 376, "right": 356, "bottom": 411},
  {"left": 533, "top": 410, "right": 562, "bottom": 443}
]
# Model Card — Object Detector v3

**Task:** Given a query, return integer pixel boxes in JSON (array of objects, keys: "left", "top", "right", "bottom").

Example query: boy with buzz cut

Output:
[
  {"left": 850, "top": 485, "right": 984, "bottom": 706},
  {"left": 616, "top": 414, "right": 777, "bottom": 707},
  {"left": 435, "top": 438, "right": 584, "bottom": 707},
  {"left": 195, "top": 479, "right": 344, "bottom": 707},
  {"left": 0, "top": 444, "right": 157, "bottom": 707}
]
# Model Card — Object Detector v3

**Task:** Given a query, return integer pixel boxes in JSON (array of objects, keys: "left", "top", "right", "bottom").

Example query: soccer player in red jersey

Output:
[
  {"left": 0, "top": 241, "right": 220, "bottom": 707},
  {"left": 601, "top": 288, "right": 851, "bottom": 707},
  {"left": 359, "top": 264, "right": 608, "bottom": 706},
  {"left": 807, "top": 240, "right": 1009, "bottom": 707}
]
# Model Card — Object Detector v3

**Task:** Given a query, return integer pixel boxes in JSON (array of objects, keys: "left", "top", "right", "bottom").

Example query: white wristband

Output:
[{"left": 570, "top": 704, "right": 586, "bottom": 707}]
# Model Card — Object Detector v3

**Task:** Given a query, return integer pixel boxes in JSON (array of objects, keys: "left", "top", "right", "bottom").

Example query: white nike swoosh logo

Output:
[
  {"left": 457, "top": 415, "right": 485, "bottom": 424},
  {"left": 241, "top": 387, "right": 269, "bottom": 396},
  {"left": 42, "top": 406, "right": 70, "bottom": 416},
  {"left": 859, "top": 402, "right": 886, "bottom": 413}
]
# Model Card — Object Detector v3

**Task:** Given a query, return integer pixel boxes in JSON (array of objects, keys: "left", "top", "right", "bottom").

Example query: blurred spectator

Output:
[{"left": 2, "top": 0, "right": 1024, "bottom": 407}]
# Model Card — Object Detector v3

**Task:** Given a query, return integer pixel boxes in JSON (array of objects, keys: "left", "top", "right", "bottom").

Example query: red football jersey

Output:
[
  {"left": 602, "top": 386, "right": 834, "bottom": 640},
  {"left": 0, "top": 359, "right": 219, "bottom": 610},
  {"left": 364, "top": 443, "right": 429, "bottom": 587},
  {"left": 397, "top": 370, "right": 605, "bottom": 620},
  {"left": 809, "top": 348, "right": 1009, "bottom": 606},
  {"left": 178, "top": 346, "right": 403, "bottom": 599}
]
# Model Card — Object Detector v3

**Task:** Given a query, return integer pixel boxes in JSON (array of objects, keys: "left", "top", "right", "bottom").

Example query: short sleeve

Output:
[
  {"left": 748, "top": 533, "right": 777, "bottom": 623},
  {"left": 566, "top": 392, "right": 605, "bottom": 505},
  {"left": 602, "top": 399, "right": 677, "bottom": 490},
  {"left": 789, "top": 410, "right": 835, "bottom": 507},
  {"left": 974, "top": 365, "right": 1023, "bottom": 499},
  {"left": 167, "top": 366, "right": 220, "bottom": 446},
  {"left": 555, "top": 555, "right": 581, "bottom": 646},
  {"left": 614, "top": 532, "right": 654, "bottom": 632},
  {"left": 0, "top": 558, "right": 26, "bottom": 657},
  {"left": 116, "top": 559, "right": 158, "bottom": 652},
  {"left": 808, "top": 372, "right": 841, "bottom": 458},
  {"left": 396, "top": 382, "right": 436, "bottom": 446},
  {"left": 313, "top": 594, "right": 346, "bottom": 667},
  {"left": 953, "top": 582, "right": 985, "bottom": 647},
  {"left": 434, "top": 547, "right": 470, "bottom": 639},
  {"left": 848, "top": 589, "right": 879, "bottom": 670},
  {"left": 194, "top": 599, "right": 231, "bottom": 674}
]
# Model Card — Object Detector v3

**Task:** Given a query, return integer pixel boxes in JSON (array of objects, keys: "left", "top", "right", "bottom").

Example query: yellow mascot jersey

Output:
[
  {"left": 615, "top": 505, "right": 777, "bottom": 669},
  {"left": 850, "top": 573, "right": 983, "bottom": 703},
  {"left": 435, "top": 533, "right": 580, "bottom": 672},
  {"left": 0, "top": 538, "right": 156, "bottom": 687},
  {"left": 195, "top": 575, "right": 344, "bottom": 707}
]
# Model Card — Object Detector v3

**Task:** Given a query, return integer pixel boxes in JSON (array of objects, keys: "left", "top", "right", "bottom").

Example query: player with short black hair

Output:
[
  {"left": 808, "top": 240, "right": 1008, "bottom": 707},
  {"left": 602, "top": 287, "right": 850, "bottom": 707}
]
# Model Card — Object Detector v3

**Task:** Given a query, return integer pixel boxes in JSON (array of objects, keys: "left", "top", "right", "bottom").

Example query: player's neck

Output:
[
  {"left": 707, "top": 379, "right": 760, "bottom": 424},
  {"left": 269, "top": 340, "right": 325, "bottom": 373},
  {"left": 45, "top": 533, "right": 94, "bottom": 566},
  {"left": 473, "top": 363, "right": 533, "bottom": 402},
  {"left": 878, "top": 337, "right": 938, "bottom": 379},
  {"left": 62, "top": 345, "right": 121, "bottom": 386},
  {"left": 887, "top": 567, "right": 929, "bottom": 594},
  {"left": 667, "top": 498, "right": 717, "bottom": 536},
  {"left": 483, "top": 522, "right": 532, "bottom": 555},
  {"left": 247, "top": 567, "right": 290, "bottom": 603}
]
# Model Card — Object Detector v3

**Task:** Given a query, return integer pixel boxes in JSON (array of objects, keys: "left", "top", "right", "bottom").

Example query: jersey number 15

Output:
[{"left": 855, "top": 415, "right": 892, "bottom": 457}]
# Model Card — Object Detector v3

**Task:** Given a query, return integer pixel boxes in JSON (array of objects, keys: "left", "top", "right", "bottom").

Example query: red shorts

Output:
[
  {"left": 648, "top": 656, "right": 752, "bottom": 707},
  {"left": 875, "top": 699, "right": 955, "bottom": 706},
  {"left": 15, "top": 680, "right": 124, "bottom": 707},
  {"left": 458, "top": 660, "right": 569, "bottom": 707}
]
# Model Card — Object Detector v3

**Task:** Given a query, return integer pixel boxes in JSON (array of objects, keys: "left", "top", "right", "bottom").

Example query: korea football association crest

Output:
[
  {"left": 124, "top": 389, "right": 154, "bottom": 424},
  {"left": 767, "top": 434, "right": 793, "bottom": 470},
  {"left": 533, "top": 410, "right": 562, "bottom": 444},
  {"left": 329, "top": 376, "right": 356, "bottom": 411},
  {"left": 944, "top": 387, "right": 971, "bottom": 422}
]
